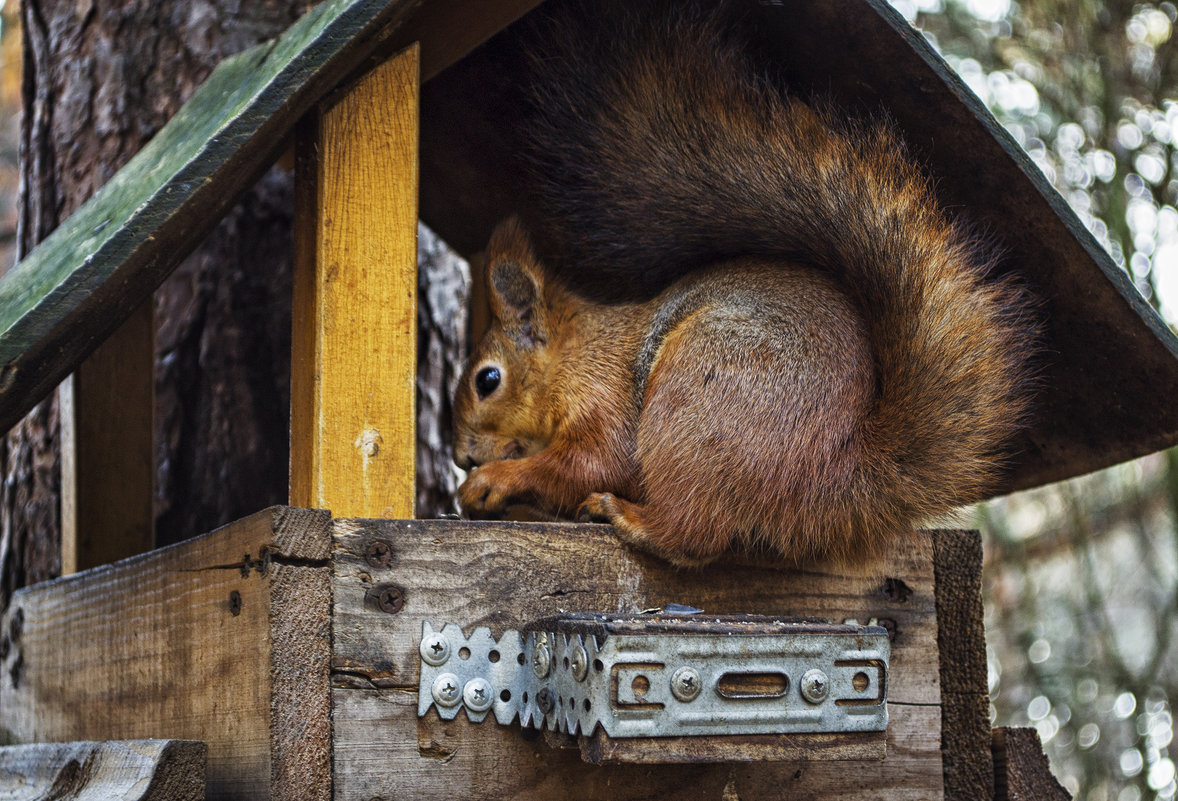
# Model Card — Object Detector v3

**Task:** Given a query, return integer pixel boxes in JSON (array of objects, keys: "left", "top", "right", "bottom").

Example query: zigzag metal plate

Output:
[{"left": 417, "top": 614, "right": 889, "bottom": 738}]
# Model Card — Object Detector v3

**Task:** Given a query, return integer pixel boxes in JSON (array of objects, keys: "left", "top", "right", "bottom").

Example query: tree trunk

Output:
[
  {"left": 2, "top": 0, "right": 470, "bottom": 608},
  {"left": 416, "top": 223, "right": 469, "bottom": 519}
]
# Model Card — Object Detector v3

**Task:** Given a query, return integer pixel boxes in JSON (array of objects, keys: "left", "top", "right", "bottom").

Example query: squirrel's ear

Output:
[
  {"left": 488, "top": 259, "right": 546, "bottom": 348},
  {"left": 485, "top": 217, "right": 548, "bottom": 348}
]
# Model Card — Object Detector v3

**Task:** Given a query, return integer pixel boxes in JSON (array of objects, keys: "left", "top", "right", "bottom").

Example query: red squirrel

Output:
[{"left": 452, "top": 0, "right": 1036, "bottom": 568}]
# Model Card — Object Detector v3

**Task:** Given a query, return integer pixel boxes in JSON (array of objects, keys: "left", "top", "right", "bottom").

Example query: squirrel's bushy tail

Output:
[{"left": 524, "top": 0, "right": 1036, "bottom": 550}]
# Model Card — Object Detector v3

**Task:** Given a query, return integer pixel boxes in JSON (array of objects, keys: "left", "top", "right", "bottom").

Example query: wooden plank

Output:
[
  {"left": 59, "top": 298, "right": 154, "bottom": 573},
  {"left": 0, "top": 740, "right": 206, "bottom": 801},
  {"left": 0, "top": 507, "right": 333, "bottom": 801},
  {"left": 579, "top": 730, "right": 885, "bottom": 765},
  {"left": 290, "top": 45, "right": 419, "bottom": 518},
  {"left": 330, "top": 520, "right": 944, "bottom": 800},
  {"left": 934, "top": 531, "right": 994, "bottom": 801},
  {"left": 992, "top": 728, "right": 1071, "bottom": 801},
  {"left": 417, "top": 0, "right": 1178, "bottom": 495}
]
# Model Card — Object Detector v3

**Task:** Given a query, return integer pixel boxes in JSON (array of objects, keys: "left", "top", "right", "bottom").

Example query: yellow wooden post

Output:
[{"left": 290, "top": 44, "right": 419, "bottom": 518}]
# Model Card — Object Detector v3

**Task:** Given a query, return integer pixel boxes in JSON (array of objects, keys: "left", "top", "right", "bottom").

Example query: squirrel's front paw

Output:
[
  {"left": 576, "top": 492, "right": 620, "bottom": 523},
  {"left": 458, "top": 462, "right": 516, "bottom": 517}
]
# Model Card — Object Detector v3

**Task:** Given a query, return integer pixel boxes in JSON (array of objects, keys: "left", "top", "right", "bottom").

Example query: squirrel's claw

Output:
[
  {"left": 458, "top": 461, "right": 515, "bottom": 516},
  {"left": 579, "top": 493, "right": 717, "bottom": 570},
  {"left": 575, "top": 493, "right": 615, "bottom": 523}
]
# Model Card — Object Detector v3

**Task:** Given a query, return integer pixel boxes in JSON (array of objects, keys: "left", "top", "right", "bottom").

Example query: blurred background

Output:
[{"left": 0, "top": 0, "right": 1175, "bottom": 798}]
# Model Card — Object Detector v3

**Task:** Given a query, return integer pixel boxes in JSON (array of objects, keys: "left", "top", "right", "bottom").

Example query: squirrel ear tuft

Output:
[
  {"left": 486, "top": 217, "right": 548, "bottom": 348},
  {"left": 489, "top": 259, "right": 545, "bottom": 348}
]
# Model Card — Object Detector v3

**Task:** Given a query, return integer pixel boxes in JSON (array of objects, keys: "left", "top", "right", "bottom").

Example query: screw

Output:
[
  {"left": 419, "top": 632, "right": 451, "bottom": 666},
  {"left": 531, "top": 635, "right": 551, "bottom": 679},
  {"left": 365, "top": 540, "right": 393, "bottom": 568},
  {"left": 570, "top": 643, "right": 588, "bottom": 682},
  {"left": 376, "top": 586, "right": 404, "bottom": 614},
  {"left": 228, "top": 590, "right": 243, "bottom": 616},
  {"left": 463, "top": 677, "right": 494, "bottom": 712},
  {"left": 432, "top": 673, "right": 462, "bottom": 708},
  {"left": 670, "top": 666, "right": 702, "bottom": 702},
  {"left": 536, "top": 687, "right": 555, "bottom": 716},
  {"left": 800, "top": 669, "right": 830, "bottom": 704}
]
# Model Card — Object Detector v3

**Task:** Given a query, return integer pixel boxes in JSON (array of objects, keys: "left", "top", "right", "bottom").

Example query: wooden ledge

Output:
[{"left": 0, "top": 512, "right": 995, "bottom": 799}]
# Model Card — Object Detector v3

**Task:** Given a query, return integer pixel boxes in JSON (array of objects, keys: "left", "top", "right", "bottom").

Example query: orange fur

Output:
[{"left": 452, "top": 1, "right": 1036, "bottom": 569}]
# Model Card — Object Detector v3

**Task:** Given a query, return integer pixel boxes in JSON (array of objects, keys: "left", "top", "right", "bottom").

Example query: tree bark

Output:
[
  {"left": 10, "top": 0, "right": 307, "bottom": 575},
  {"left": 416, "top": 223, "right": 469, "bottom": 519},
  {"left": 2, "top": 0, "right": 470, "bottom": 609},
  {"left": 153, "top": 165, "right": 297, "bottom": 547}
]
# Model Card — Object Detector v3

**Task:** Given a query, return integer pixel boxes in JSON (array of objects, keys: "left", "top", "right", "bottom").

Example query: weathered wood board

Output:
[
  {"left": 59, "top": 298, "right": 155, "bottom": 573},
  {"left": 993, "top": 727, "right": 1072, "bottom": 801},
  {"left": 0, "top": 739, "right": 206, "bottom": 801},
  {"left": 935, "top": 528, "right": 994, "bottom": 800},
  {"left": 330, "top": 519, "right": 952, "bottom": 800},
  {"left": 0, "top": 511, "right": 992, "bottom": 800},
  {"left": 0, "top": 507, "right": 333, "bottom": 801}
]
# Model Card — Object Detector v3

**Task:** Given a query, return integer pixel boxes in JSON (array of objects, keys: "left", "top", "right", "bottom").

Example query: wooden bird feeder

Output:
[{"left": 0, "top": 0, "right": 1171, "bottom": 799}]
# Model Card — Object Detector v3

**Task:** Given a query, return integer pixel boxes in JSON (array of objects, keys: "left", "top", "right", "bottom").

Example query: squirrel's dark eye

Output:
[{"left": 475, "top": 366, "right": 502, "bottom": 398}]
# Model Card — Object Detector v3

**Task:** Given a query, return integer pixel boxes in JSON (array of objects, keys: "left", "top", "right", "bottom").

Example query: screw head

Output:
[
  {"left": 570, "top": 643, "right": 588, "bottom": 682},
  {"left": 376, "top": 586, "right": 404, "bottom": 614},
  {"left": 419, "top": 632, "right": 451, "bottom": 666},
  {"left": 536, "top": 687, "right": 556, "bottom": 716},
  {"left": 670, "top": 666, "right": 702, "bottom": 702},
  {"left": 463, "top": 677, "right": 494, "bottom": 712},
  {"left": 800, "top": 669, "right": 830, "bottom": 704},
  {"left": 432, "top": 673, "right": 462, "bottom": 708},
  {"left": 531, "top": 635, "right": 552, "bottom": 679},
  {"left": 364, "top": 539, "right": 393, "bottom": 568}
]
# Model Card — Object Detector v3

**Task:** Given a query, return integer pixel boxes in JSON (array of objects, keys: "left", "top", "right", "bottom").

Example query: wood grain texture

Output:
[
  {"left": 60, "top": 298, "right": 154, "bottom": 574},
  {"left": 934, "top": 531, "right": 994, "bottom": 801},
  {"left": 578, "top": 730, "right": 885, "bottom": 765},
  {"left": 290, "top": 45, "right": 419, "bottom": 519},
  {"left": 330, "top": 519, "right": 944, "bottom": 800},
  {"left": 0, "top": 507, "right": 332, "bottom": 801},
  {"left": 992, "top": 728, "right": 1072, "bottom": 801},
  {"left": 0, "top": 740, "right": 206, "bottom": 801}
]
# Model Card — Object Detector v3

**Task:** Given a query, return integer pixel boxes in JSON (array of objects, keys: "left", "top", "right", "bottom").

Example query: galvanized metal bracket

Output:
[{"left": 416, "top": 613, "right": 889, "bottom": 739}]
